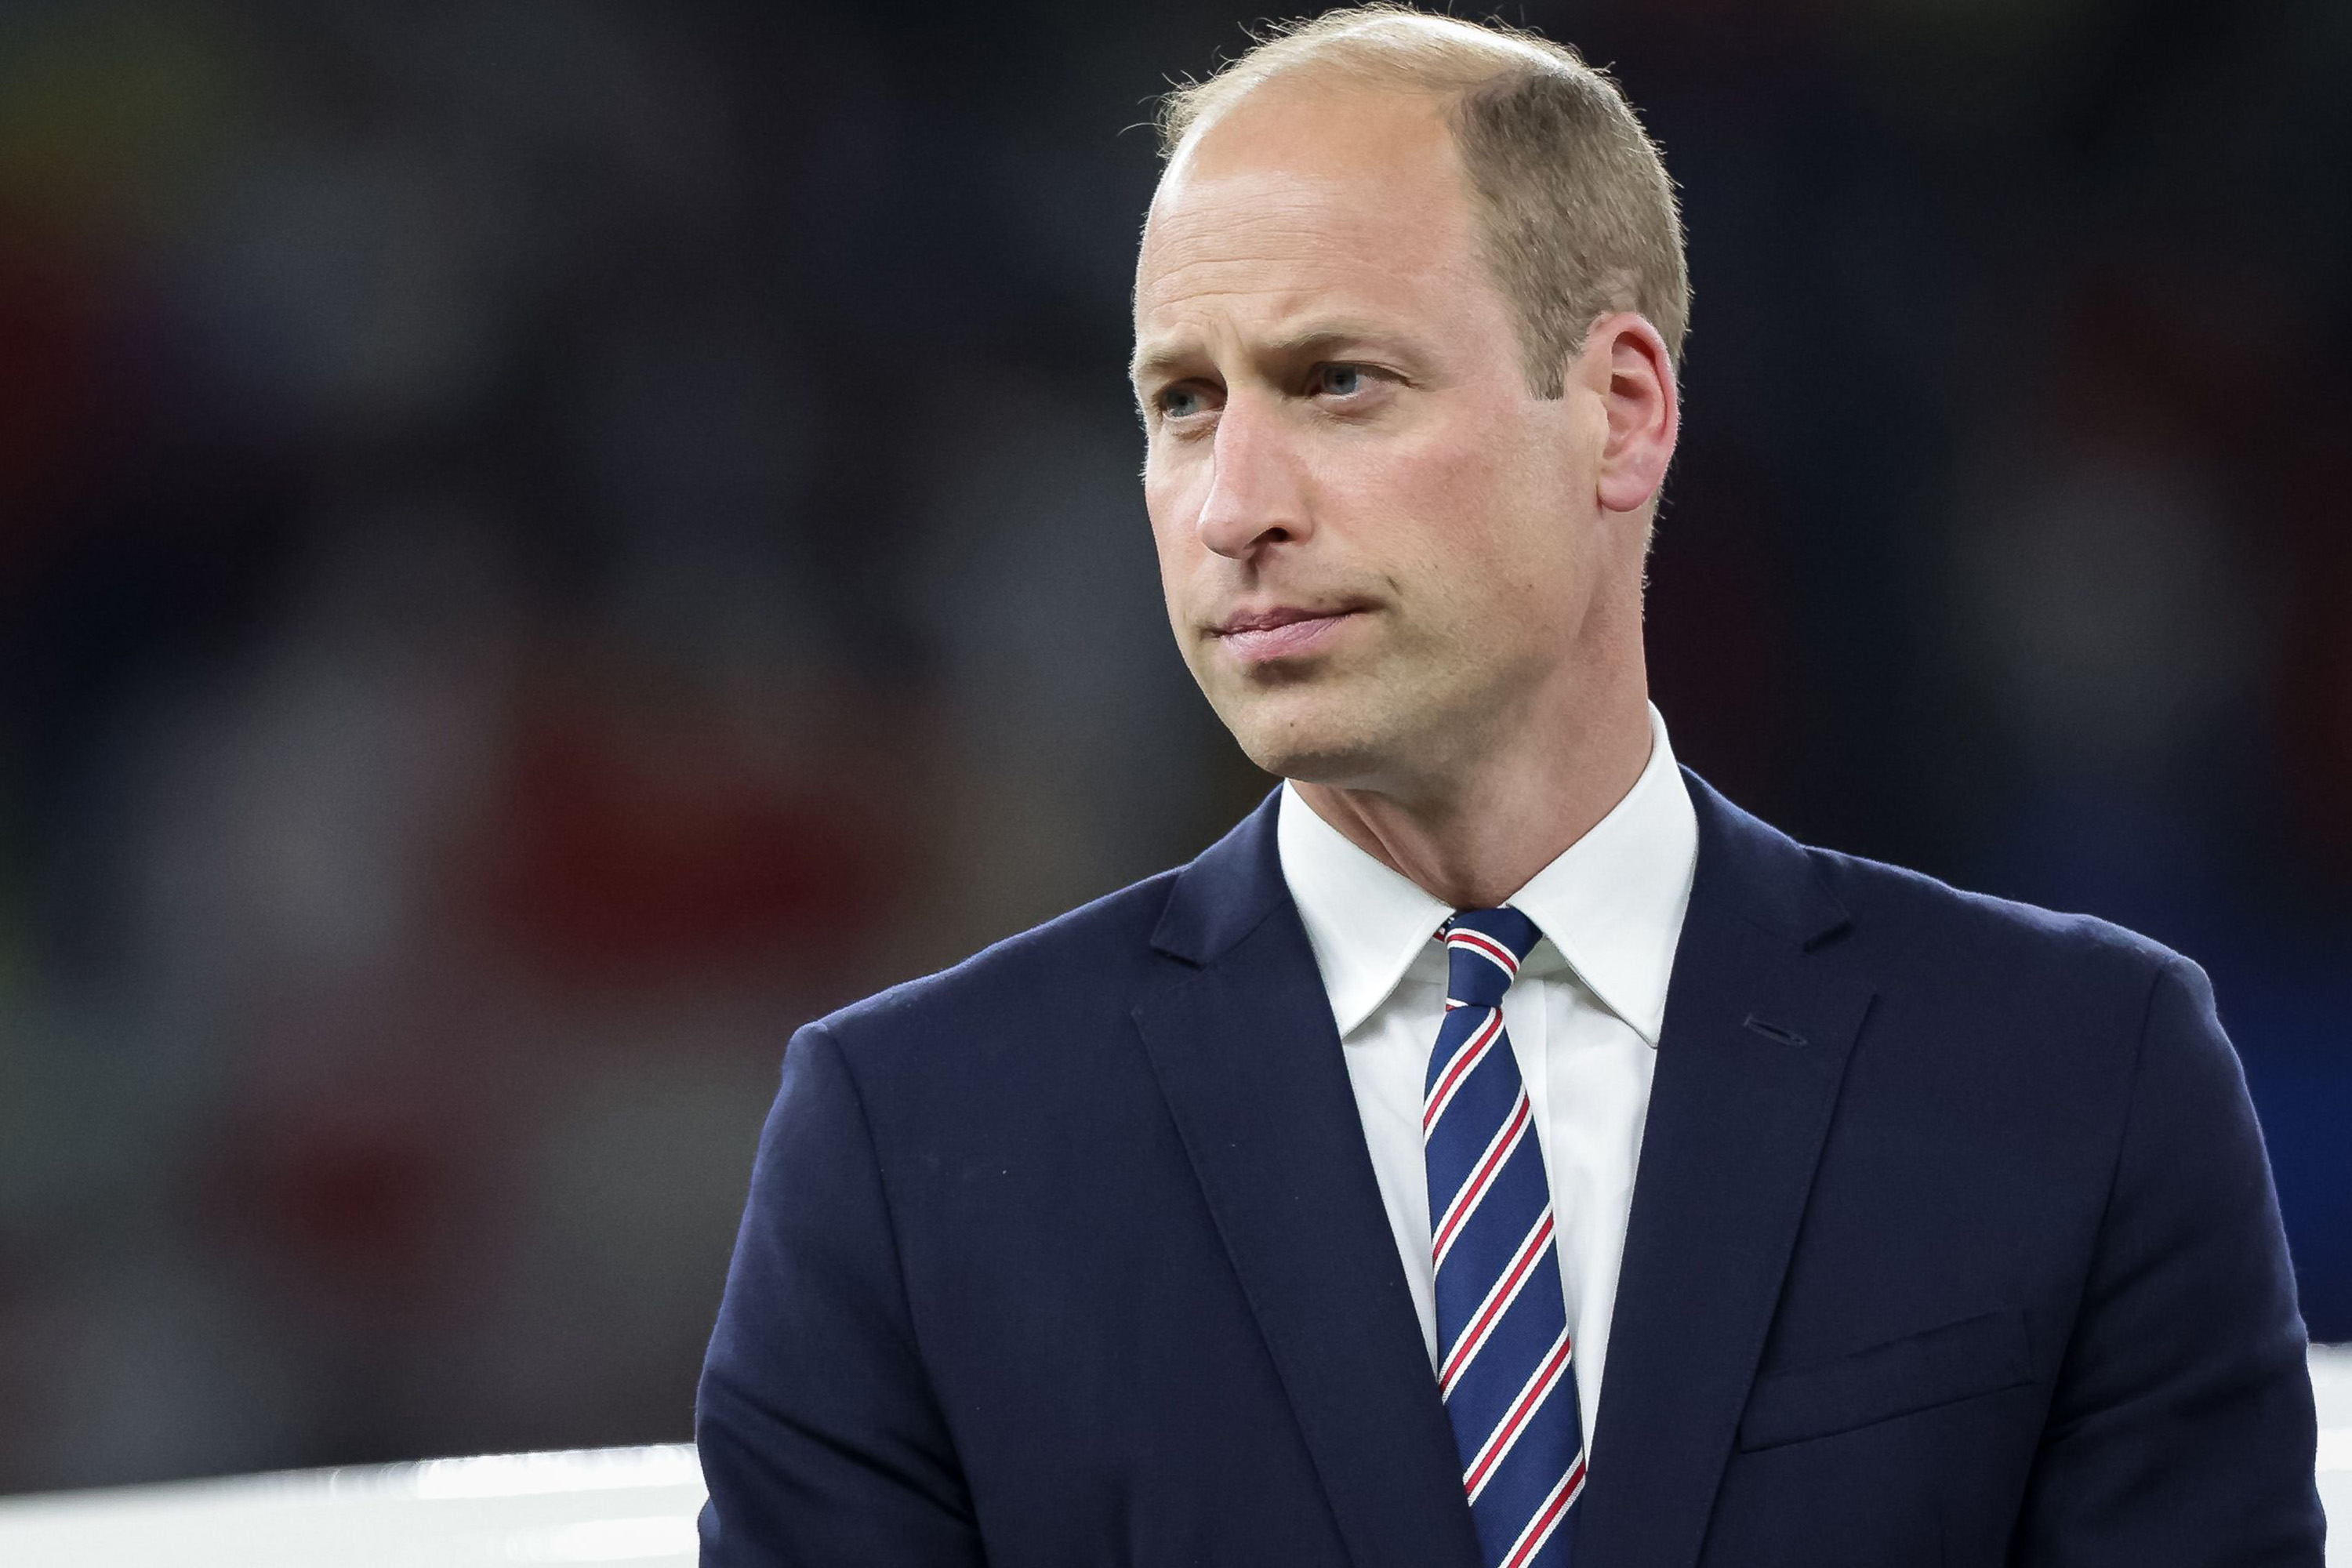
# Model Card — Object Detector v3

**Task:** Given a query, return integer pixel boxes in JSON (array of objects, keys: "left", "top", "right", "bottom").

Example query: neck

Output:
[{"left": 1290, "top": 677, "right": 1654, "bottom": 910}]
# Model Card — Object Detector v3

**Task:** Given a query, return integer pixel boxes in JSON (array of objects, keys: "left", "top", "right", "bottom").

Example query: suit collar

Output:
[
  {"left": 1677, "top": 766, "right": 1853, "bottom": 951},
  {"left": 1149, "top": 786, "right": 1289, "bottom": 968}
]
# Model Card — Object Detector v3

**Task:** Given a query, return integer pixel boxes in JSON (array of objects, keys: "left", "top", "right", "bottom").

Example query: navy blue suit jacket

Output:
[{"left": 696, "top": 773, "right": 2323, "bottom": 1566}]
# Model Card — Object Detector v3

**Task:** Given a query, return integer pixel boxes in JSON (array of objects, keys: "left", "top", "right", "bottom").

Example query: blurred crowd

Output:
[{"left": 0, "top": 0, "right": 2345, "bottom": 1493}]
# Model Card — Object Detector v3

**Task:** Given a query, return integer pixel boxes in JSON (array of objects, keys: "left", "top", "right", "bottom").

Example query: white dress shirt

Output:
[{"left": 1276, "top": 703, "right": 1698, "bottom": 1456}]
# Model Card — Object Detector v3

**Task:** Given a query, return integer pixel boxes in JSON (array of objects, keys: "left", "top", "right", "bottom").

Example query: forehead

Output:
[{"left": 1134, "top": 79, "right": 1486, "bottom": 352}]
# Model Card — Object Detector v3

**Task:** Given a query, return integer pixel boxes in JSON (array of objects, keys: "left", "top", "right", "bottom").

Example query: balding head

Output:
[{"left": 1155, "top": 4, "right": 1687, "bottom": 397}]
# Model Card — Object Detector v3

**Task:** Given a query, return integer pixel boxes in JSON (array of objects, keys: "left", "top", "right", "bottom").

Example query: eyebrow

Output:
[{"left": 1128, "top": 320, "right": 1416, "bottom": 392}]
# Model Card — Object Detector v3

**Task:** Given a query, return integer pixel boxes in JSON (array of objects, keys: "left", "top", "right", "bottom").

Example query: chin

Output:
[{"left": 1223, "top": 695, "right": 1398, "bottom": 787}]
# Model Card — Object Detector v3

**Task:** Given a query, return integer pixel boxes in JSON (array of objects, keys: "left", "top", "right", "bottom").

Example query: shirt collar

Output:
[{"left": 1276, "top": 702, "right": 1699, "bottom": 1045}]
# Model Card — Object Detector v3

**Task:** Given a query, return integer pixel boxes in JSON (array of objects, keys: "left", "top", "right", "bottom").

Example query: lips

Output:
[{"left": 1209, "top": 604, "right": 1364, "bottom": 663}]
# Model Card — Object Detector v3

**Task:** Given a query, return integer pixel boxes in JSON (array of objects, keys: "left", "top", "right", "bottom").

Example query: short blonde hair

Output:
[{"left": 1156, "top": 4, "right": 1689, "bottom": 397}]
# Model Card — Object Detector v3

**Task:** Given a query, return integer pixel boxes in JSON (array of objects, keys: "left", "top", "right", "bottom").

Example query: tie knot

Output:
[{"left": 1441, "top": 906, "right": 1541, "bottom": 1010}]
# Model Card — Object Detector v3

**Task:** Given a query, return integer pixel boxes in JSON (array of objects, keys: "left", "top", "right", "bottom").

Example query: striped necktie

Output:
[{"left": 1425, "top": 906, "right": 1584, "bottom": 1568}]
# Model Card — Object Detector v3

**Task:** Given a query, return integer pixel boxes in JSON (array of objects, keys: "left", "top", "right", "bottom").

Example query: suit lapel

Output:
[
  {"left": 1574, "top": 771, "right": 1875, "bottom": 1568},
  {"left": 1134, "top": 796, "right": 1483, "bottom": 1568}
]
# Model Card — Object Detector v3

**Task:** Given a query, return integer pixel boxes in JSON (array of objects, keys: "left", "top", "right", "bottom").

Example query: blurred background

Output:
[{"left": 0, "top": 0, "right": 2346, "bottom": 1495}]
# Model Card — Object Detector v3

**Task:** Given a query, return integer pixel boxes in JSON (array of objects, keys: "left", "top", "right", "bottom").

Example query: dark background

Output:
[{"left": 1, "top": 0, "right": 2346, "bottom": 1494}]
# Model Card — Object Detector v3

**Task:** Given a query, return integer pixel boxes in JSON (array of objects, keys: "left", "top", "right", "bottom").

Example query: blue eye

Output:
[
  {"left": 1316, "top": 365, "right": 1363, "bottom": 397},
  {"left": 1160, "top": 386, "right": 1204, "bottom": 418}
]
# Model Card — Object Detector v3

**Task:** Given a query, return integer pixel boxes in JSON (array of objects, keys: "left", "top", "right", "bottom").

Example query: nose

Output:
[{"left": 1194, "top": 398, "right": 1312, "bottom": 561}]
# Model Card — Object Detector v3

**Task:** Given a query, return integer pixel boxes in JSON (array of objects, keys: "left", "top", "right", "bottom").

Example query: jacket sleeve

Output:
[
  {"left": 2009, "top": 956, "right": 2325, "bottom": 1564},
  {"left": 695, "top": 1022, "right": 984, "bottom": 1567}
]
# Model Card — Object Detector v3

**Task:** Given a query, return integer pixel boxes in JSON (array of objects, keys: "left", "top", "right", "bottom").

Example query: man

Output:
[{"left": 695, "top": 9, "right": 2325, "bottom": 1565}]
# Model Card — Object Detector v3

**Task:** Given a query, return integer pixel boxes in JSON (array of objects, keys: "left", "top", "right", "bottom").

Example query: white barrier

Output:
[
  {"left": 0, "top": 1444, "right": 708, "bottom": 1566},
  {"left": 2, "top": 1346, "right": 2346, "bottom": 1565},
  {"left": 2321, "top": 1342, "right": 2352, "bottom": 1563}
]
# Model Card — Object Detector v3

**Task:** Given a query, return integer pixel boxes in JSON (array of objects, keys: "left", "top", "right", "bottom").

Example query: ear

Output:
[{"left": 1572, "top": 312, "right": 1679, "bottom": 516}]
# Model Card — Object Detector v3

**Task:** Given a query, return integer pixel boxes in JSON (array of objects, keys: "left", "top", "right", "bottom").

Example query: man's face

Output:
[{"left": 1133, "top": 79, "right": 1615, "bottom": 797}]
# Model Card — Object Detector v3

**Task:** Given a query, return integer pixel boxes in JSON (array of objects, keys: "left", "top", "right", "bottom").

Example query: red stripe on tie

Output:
[
  {"left": 1463, "top": 1329, "right": 1573, "bottom": 1500},
  {"left": 1499, "top": 1455, "right": 1586, "bottom": 1568},
  {"left": 1431, "top": 1093, "right": 1530, "bottom": 1266},
  {"left": 1424, "top": 1009, "right": 1505, "bottom": 1134},
  {"left": 1446, "top": 928, "right": 1519, "bottom": 976},
  {"left": 1440, "top": 1210, "right": 1554, "bottom": 1396}
]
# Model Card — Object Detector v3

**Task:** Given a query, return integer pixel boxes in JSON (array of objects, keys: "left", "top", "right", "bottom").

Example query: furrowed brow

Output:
[
  {"left": 1129, "top": 342, "right": 1196, "bottom": 392},
  {"left": 1259, "top": 323, "right": 1392, "bottom": 361},
  {"left": 1130, "top": 320, "right": 1422, "bottom": 393}
]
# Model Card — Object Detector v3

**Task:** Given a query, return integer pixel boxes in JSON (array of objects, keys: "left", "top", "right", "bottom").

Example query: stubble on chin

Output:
[{"left": 1214, "top": 666, "right": 1403, "bottom": 786}]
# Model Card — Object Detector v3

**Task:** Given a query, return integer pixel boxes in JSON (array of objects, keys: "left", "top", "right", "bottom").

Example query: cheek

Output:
[
  {"left": 1334, "top": 394, "right": 1541, "bottom": 516},
  {"left": 1322, "top": 415, "right": 1582, "bottom": 649},
  {"left": 1141, "top": 463, "right": 1187, "bottom": 557},
  {"left": 1142, "top": 469, "right": 1208, "bottom": 611},
  {"left": 1308, "top": 420, "right": 1523, "bottom": 580}
]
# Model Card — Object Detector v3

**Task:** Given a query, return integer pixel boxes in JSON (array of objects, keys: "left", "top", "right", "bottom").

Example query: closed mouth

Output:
[{"left": 1208, "top": 604, "right": 1367, "bottom": 662}]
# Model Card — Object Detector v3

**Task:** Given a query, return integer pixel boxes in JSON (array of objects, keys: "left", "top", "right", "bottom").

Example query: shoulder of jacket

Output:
[
  {"left": 1803, "top": 840, "right": 2187, "bottom": 1006},
  {"left": 808, "top": 864, "right": 1187, "bottom": 1050}
]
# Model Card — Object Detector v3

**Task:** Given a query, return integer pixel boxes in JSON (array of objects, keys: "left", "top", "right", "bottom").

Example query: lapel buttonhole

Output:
[{"left": 1742, "top": 1014, "right": 1809, "bottom": 1048}]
